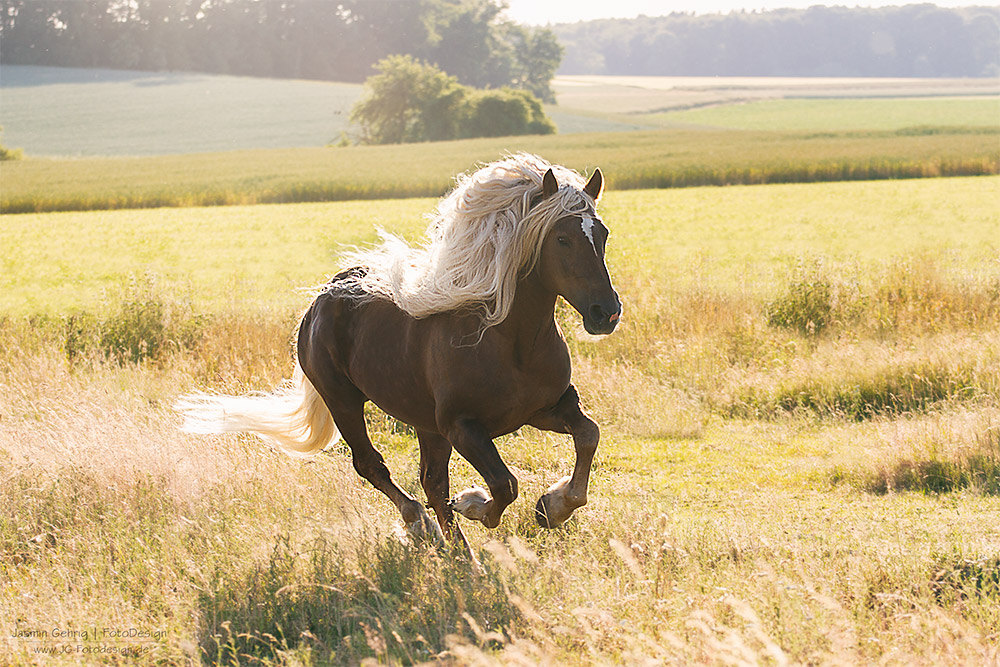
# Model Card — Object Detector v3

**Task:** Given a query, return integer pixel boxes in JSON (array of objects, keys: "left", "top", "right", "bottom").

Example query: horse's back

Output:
[{"left": 297, "top": 273, "right": 441, "bottom": 431}]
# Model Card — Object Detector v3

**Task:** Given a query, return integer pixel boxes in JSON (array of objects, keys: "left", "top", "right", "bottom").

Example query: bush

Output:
[
  {"left": 351, "top": 55, "right": 469, "bottom": 144},
  {"left": 351, "top": 56, "right": 556, "bottom": 144},
  {"left": 62, "top": 280, "right": 203, "bottom": 364},
  {"left": 766, "top": 276, "right": 834, "bottom": 335},
  {"left": 460, "top": 88, "right": 556, "bottom": 138}
]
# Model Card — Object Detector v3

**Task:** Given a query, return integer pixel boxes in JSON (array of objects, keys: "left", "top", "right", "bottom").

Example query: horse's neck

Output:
[{"left": 496, "top": 270, "right": 559, "bottom": 355}]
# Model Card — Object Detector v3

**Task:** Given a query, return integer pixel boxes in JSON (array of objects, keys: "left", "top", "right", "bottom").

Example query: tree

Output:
[
  {"left": 551, "top": 6, "right": 1000, "bottom": 77},
  {"left": 0, "top": 0, "right": 564, "bottom": 98},
  {"left": 425, "top": 1, "right": 562, "bottom": 102},
  {"left": 425, "top": 0, "right": 509, "bottom": 88},
  {"left": 351, "top": 56, "right": 556, "bottom": 144},
  {"left": 506, "top": 24, "right": 563, "bottom": 103},
  {"left": 350, "top": 55, "right": 469, "bottom": 144}
]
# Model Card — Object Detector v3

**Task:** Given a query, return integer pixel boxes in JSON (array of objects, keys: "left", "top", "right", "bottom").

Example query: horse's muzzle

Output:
[{"left": 583, "top": 297, "right": 622, "bottom": 335}]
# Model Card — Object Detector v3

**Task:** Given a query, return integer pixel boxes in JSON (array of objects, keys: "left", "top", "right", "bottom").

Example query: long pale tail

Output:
[{"left": 176, "top": 361, "right": 339, "bottom": 456}]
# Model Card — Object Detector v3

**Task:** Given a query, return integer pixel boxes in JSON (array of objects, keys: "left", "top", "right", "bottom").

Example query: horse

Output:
[{"left": 178, "top": 153, "right": 621, "bottom": 551}]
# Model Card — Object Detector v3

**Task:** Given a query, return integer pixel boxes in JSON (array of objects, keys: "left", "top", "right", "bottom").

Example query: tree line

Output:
[
  {"left": 0, "top": 0, "right": 562, "bottom": 102},
  {"left": 554, "top": 5, "right": 1000, "bottom": 78},
  {"left": 4, "top": 3, "right": 996, "bottom": 89}
]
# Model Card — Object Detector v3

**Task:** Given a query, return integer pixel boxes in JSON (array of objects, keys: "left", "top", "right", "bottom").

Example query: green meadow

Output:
[
  {"left": 0, "top": 177, "right": 1000, "bottom": 315},
  {"left": 2, "top": 174, "right": 999, "bottom": 664},
  {"left": 3, "top": 177, "right": 997, "bottom": 314},
  {"left": 0, "top": 66, "right": 362, "bottom": 157}
]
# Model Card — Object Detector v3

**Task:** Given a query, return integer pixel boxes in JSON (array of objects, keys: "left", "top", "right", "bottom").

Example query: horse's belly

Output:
[
  {"left": 433, "top": 356, "right": 570, "bottom": 438},
  {"left": 346, "top": 331, "right": 440, "bottom": 433},
  {"left": 357, "top": 374, "right": 439, "bottom": 434},
  {"left": 360, "top": 356, "right": 566, "bottom": 438}
]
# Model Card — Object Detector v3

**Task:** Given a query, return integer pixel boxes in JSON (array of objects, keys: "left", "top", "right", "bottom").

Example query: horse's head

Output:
[{"left": 536, "top": 168, "right": 622, "bottom": 335}]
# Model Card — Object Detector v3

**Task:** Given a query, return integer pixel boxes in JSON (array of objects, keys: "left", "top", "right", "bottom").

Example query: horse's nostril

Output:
[{"left": 589, "top": 304, "right": 606, "bottom": 322}]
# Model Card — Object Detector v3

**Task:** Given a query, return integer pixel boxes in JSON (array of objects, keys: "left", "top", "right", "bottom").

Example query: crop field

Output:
[
  {"left": 3, "top": 126, "right": 998, "bottom": 214},
  {"left": 650, "top": 96, "right": 1000, "bottom": 132},
  {"left": 3, "top": 67, "right": 998, "bottom": 218},
  {"left": 550, "top": 74, "right": 1000, "bottom": 115},
  {"left": 2, "top": 66, "right": 998, "bottom": 157},
  {"left": 2, "top": 175, "right": 999, "bottom": 665}
]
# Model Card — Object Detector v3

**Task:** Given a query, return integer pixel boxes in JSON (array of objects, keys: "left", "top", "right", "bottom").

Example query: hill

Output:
[
  {"left": 2, "top": 65, "right": 997, "bottom": 161},
  {"left": 0, "top": 66, "right": 362, "bottom": 157}
]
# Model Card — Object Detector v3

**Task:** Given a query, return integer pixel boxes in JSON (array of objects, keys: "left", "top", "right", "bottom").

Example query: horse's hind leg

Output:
[
  {"left": 417, "top": 430, "right": 473, "bottom": 556},
  {"left": 529, "top": 385, "right": 599, "bottom": 529},
  {"left": 308, "top": 369, "right": 442, "bottom": 543},
  {"left": 336, "top": 404, "right": 443, "bottom": 543}
]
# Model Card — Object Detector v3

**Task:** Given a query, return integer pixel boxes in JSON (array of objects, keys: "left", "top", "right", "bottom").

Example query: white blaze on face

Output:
[{"left": 580, "top": 213, "right": 598, "bottom": 255}]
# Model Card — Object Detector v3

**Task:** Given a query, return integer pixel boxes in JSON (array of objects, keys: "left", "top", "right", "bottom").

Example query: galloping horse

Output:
[{"left": 179, "top": 154, "right": 621, "bottom": 549}]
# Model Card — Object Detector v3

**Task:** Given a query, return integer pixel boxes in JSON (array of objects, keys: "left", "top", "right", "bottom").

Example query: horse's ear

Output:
[
  {"left": 542, "top": 168, "right": 559, "bottom": 200},
  {"left": 584, "top": 168, "right": 604, "bottom": 202}
]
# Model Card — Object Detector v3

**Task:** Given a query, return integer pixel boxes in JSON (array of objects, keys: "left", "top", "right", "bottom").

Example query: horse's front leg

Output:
[
  {"left": 444, "top": 418, "right": 518, "bottom": 529},
  {"left": 529, "top": 385, "right": 599, "bottom": 528}
]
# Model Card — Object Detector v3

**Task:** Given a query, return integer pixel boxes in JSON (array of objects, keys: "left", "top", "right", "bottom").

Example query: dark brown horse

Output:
[{"left": 179, "top": 154, "right": 620, "bottom": 549}]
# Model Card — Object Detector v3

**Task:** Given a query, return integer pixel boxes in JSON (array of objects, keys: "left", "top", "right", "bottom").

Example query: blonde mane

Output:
[{"left": 336, "top": 153, "right": 598, "bottom": 329}]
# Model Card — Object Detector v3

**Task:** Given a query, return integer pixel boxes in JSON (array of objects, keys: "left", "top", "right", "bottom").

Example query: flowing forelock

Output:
[{"left": 334, "top": 153, "right": 597, "bottom": 330}]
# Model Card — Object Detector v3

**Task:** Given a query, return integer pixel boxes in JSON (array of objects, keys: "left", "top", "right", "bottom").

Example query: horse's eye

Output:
[{"left": 557, "top": 236, "right": 570, "bottom": 246}]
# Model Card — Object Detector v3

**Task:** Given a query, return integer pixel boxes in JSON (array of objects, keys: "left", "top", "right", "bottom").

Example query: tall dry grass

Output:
[
  {"left": 2, "top": 248, "right": 999, "bottom": 665},
  {"left": 3, "top": 339, "right": 997, "bottom": 665}
]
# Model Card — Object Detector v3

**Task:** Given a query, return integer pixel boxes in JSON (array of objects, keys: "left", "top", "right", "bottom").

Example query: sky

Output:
[{"left": 504, "top": 1, "right": 994, "bottom": 25}]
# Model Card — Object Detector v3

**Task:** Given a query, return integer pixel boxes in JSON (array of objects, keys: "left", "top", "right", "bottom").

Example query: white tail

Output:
[{"left": 176, "top": 361, "right": 340, "bottom": 457}]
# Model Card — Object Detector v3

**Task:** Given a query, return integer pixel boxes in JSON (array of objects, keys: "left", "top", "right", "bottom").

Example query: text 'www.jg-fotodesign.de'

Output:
[{"left": 11, "top": 625, "right": 166, "bottom": 656}]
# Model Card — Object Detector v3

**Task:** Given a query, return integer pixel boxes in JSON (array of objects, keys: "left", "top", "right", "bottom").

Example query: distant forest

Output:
[
  {"left": 555, "top": 5, "right": 1000, "bottom": 78},
  {"left": 1, "top": 2, "right": 998, "bottom": 85},
  {"left": 0, "top": 0, "right": 562, "bottom": 100}
]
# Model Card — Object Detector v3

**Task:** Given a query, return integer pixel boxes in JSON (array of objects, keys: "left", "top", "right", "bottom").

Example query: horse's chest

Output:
[{"left": 469, "top": 350, "right": 571, "bottom": 436}]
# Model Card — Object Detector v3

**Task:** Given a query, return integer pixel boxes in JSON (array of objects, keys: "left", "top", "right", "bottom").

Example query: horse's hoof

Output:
[
  {"left": 407, "top": 507, "right": 445, "bottom": 546},
  {"left": 535, "top": 476, "right": 582, "bottom": 529},
  {"left": 450, "top": 486, "right": 491, "bottom": 522},
  {"left": 534, "top": 497, "right": 556, "bottom": 528}
]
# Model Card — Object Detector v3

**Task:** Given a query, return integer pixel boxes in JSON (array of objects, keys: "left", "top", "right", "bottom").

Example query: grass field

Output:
[
  {"left": 2, "top": 176, "right": 999, "bottom": 664},
  {"left": 3, "top": 177, "right": 998, "bottom": 314},
  {"left": 650, "top": 96, "right": 1000, "bottom": 131},
  {"left": 3, "top": 127, "right": 997, "bottom": 213},
  {"left": 2, "top": 64, "right": 1000, "bottom": 665}
]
